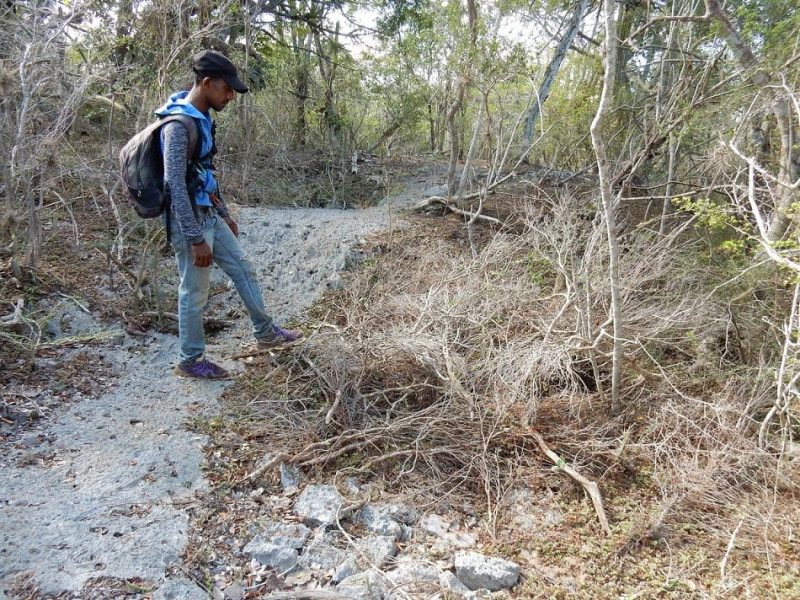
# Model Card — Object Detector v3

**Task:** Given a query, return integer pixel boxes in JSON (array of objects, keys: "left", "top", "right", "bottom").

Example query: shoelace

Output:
[
  {"left": 192, "top": 359, "right": 219, "bottom": 376},
  {"left": 274, "top": 325, "right": 297, "bottom": 340}
]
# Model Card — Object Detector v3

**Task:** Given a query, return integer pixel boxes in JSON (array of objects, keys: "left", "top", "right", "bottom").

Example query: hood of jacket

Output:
[
  {"left": 154, "top": 91, "right": 214, "bottom": 160},
  {"left": 154, "top": 91, "right": 217, "bottom": 201}
]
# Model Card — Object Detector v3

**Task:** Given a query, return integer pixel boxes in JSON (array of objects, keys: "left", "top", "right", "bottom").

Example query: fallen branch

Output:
[
  {"left": 531, "top": 430, "right": 612, "bottom": 535},
  {"left": 0, "top": 298, "right": 25, "bottom": 326},
  {"left": 419, "top": 198, "right": 503, "bottom": 225},
  {"left": 414, "top": 169, "right": 517, "bottom": 215},
  {"left": 231, "top": 347, "right": 281, "bottom": 360},
  {"left": 326, "top": 388, "right": 343, "bottom": 425},
  {"left": 242, "top": 452, "right": 289, "bottom": 483},
  {"left": 251, "top": 590, "right": 353, "bottom": 599}
]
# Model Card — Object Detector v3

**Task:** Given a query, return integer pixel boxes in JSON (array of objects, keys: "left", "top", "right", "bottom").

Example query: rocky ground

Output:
[{"left": 1, "top": 164, "right": 527, "bottom": 599}]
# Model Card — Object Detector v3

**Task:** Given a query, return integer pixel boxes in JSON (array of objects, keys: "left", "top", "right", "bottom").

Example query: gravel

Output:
[{"left": 0, "top": 179, "right": 426, "bottom": 597}]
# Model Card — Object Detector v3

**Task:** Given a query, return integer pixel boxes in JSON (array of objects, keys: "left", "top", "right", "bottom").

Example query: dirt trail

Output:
[{"left": 0, "top": 171, "right": 437, "bottom": 598}]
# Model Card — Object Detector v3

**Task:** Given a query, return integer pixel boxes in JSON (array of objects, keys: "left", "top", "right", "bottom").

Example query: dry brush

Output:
[{"left": 232, "top": 189, "right": 797, "bottom": 548}]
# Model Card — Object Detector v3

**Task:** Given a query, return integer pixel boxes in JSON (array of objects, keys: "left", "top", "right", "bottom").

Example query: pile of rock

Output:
[{"left": 212, "top": 484, "right": 520, "bottom": 599}]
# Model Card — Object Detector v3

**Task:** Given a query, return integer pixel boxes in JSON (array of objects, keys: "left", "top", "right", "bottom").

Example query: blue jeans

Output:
[{"left": 169, "top": 209, "right": 274, "bottom": 363}]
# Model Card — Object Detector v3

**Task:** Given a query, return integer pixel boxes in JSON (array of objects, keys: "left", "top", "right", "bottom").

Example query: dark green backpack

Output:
[{"left": 119, "top": 114, "right": 200, "bottom": 218}]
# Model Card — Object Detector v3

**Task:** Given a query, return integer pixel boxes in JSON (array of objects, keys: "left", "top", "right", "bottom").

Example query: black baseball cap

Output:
[{"left": 192, "top": 50, "right": 249, "bottom": 93}]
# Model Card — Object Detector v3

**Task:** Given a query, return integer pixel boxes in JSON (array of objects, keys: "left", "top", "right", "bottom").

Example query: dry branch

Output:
[
  {"left": 531, "top": 430, "right": 611, "bottom": 535},
  {"left": 0, "top": 298, "right": 24, "bottom": 326},
  {"left": 414, "top": 169, "right": 518, "bottom": 216},
  {"left": 417, "top": 196, "right": 502, "bottom": 225},
  {"left": 258, "top": 592, "right": 352, "bottom": 599},
  {"left": 242, "top": 452, "right": 289, "bottom": 483}
]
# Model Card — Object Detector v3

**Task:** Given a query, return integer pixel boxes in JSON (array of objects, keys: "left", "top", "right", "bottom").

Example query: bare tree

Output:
[
  {"left": 445, "top": 0, "right": 478, "bottom": 197},
  {"left": 0, "top": 3, "right": 96, "bottom": 271},
  {"left": 590, "top": 0, "right": 624, "bottom": 414},
  {"left": 521, "top": 0, "right": 591, "bottom": 150},
  {"left": 703, "top": 0, "right": 800, "bottom": 245}
]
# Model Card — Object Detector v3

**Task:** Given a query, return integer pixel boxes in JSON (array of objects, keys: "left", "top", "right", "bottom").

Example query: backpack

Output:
[{"left": 119, "top": 114, "right": 201, "bottom": 219}]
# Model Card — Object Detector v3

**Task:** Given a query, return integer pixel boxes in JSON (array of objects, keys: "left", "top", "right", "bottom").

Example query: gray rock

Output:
[
  {"left": 420, "top": 513, "right": 451, "bottom": 536},
  {"left": 152, "top": 576, "right": 209, "bottom": 600},
  {"left": 398, "top": 524, "right": 413, "bottom": 542},
  {"left": 424, "top": 184, "right": 448, "bottom": 197},
  {"left": 222, "top": 582, "right": 245, "bottom": 600},
  {"left": 279, "top": 463, "right": 301, "bottom": 489},
  {"left": 442, "top": 530, "right": 479, "bottom": 549},
  {"left": 356, "top": 505, "right": 403, "bottom": 540},
  {"left": 246, "top": 521, "right": 311, "bottom": 549},
  {"left": 293, "top": 485, "right": 346, "bottom": 527},
  {"left": 342, "top": 477, "right": 362, "bottom": 496},
  {"left": 298, "top": 542, "right": 347, "bottom": 571},
  {"left": 385, "top": 560, "right": 441, "bottom": 598},
  {"left": 242, "top": 540, "right": 298, "bottom": 573},
  {"left": 386, "top": 504, "right": 418, "bottom": 526},
  {"left": 454, "top": 551, "right": 520, "bottom": 591},
  {"left": 440, "top": 570, "right": 472, "bottom": 594},
  {"left": 356, "top": 535, "right": 398, "bottom": 567},
  {"left": 331, "top": 557, "right": 361, "bottom": 584},
  {"left": 385, "top": 557, "right": 470, "bottom": 598},
  {"left": 284, "top": 567, "right": 315, "bottom": 587},
  {"left": 336, "top": 570, "right": 388, "bottom": 600}
]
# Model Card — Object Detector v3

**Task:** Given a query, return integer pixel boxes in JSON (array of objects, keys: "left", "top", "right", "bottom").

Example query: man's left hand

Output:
[{"left": 224, "top": 216, "right": 239, "bottom": 237}]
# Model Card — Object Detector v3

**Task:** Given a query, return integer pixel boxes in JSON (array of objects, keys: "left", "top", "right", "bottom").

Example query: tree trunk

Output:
[
  {"left": 522, "top": 0, "right": 590, "bottom": 148},
  {"left": 293, "top": 32, "right": 312, "bottom": 146},
  {"left": 315, "top": 21, "right": 341, "bottom": 147},
  {"left": 590, "top": 0, "right": 624, "bottom": 415},
  {"left": 446, "top": 0, "right": 478, "bottom": 196},
  {"left": 704, "top": 0, "right": 799, "bottom": 243},
  {"left": 446, "top": 78, "right": 467, "bottom": 196}
]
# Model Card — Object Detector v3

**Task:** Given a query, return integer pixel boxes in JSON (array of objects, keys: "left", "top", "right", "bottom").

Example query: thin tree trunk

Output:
[
  {"left": 522, "top": 0, "right": 590, "bottom": 148},
  {"left": 446, "top": 78, "right": 467, "bottom": 196},
  {"left": 704, "top": 0, "right": 799, "bottom": 243},
  {"left": 446, "top": 0, "right": 478, "bottom": 196},
  {"left": 590, "top": 0, "right": 624, "bottom": 415},
  {"left": 293, "top": 32, "right": 312, "bottom": 146},
  {"left": 240, "top": 0, "right": 252, "bottom": 203}
]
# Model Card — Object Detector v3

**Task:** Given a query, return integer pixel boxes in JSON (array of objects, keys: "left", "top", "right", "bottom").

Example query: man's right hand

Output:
[{"left": 191, "top": 241, "right": 213, "bottom": 267}]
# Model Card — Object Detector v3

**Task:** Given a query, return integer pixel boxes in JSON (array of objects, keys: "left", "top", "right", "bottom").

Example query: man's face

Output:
[{"left": 205, "top": 77, "right": 235, "bottom": 111}]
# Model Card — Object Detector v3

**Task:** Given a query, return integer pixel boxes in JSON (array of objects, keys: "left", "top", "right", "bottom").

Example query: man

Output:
[{"left": 155, "top": 49, "right": 302, "bottom": 379}]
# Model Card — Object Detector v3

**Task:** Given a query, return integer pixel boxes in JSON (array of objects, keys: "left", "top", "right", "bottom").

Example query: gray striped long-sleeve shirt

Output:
[{"left": 162, "top": 120, "right": 230, "bottom": 246}]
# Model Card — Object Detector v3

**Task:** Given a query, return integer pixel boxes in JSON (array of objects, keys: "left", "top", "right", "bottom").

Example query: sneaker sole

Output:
[{"left": 174, "top": 366, "right": 232, "bottom": 380}]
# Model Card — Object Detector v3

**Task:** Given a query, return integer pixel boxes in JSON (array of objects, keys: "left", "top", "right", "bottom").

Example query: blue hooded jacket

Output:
[{"left": 154, "top": 91, "right": 216, "bottom": 208}]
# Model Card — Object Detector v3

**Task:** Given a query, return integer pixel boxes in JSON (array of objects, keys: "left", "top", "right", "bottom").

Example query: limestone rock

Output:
[
  {"left": 454, "top": 551, "right": 520, "bottom": 591},
  {"left": 292, "top": 485, "right": 346, "bottom": 527},
  {"left": 242, "top": 540, "right": 298, "bottom": 573},
  {"left": 336, "top": 570, "right": 388, "bottom": 600}
]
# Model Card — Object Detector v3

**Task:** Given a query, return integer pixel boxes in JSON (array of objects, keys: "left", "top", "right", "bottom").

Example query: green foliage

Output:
[
  {"left": 672, "top": 196, "right": 741, "bottom": 231},
  {"left": 735, "top": 0, "right": 800, "bottom": 65},
  {"left": 375, "top": 0, "right": 434, "bottom": 36},
  {"left": 526, "top": 252, "right": 553, "bottom": 286}
]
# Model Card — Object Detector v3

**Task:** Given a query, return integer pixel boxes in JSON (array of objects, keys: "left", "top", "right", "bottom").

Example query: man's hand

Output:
[
  {"left": 223, "top": 216, "right": 239, "bottom": 237},
  {"left": 191, "top": 241, "right": 213, "bottom": 267}
]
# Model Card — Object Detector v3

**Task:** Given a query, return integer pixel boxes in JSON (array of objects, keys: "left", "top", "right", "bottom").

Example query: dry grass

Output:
[{"left": 214, "top": 187, "right": 800, "bottom": 597}]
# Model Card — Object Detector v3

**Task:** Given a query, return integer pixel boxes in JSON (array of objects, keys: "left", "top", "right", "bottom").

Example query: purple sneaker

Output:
[
  {"left": 175, "top": 358, "right": 230, "bottom": 379},
  {"left": 256, "top": 324, "right": 304, "bottom": 350}
]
